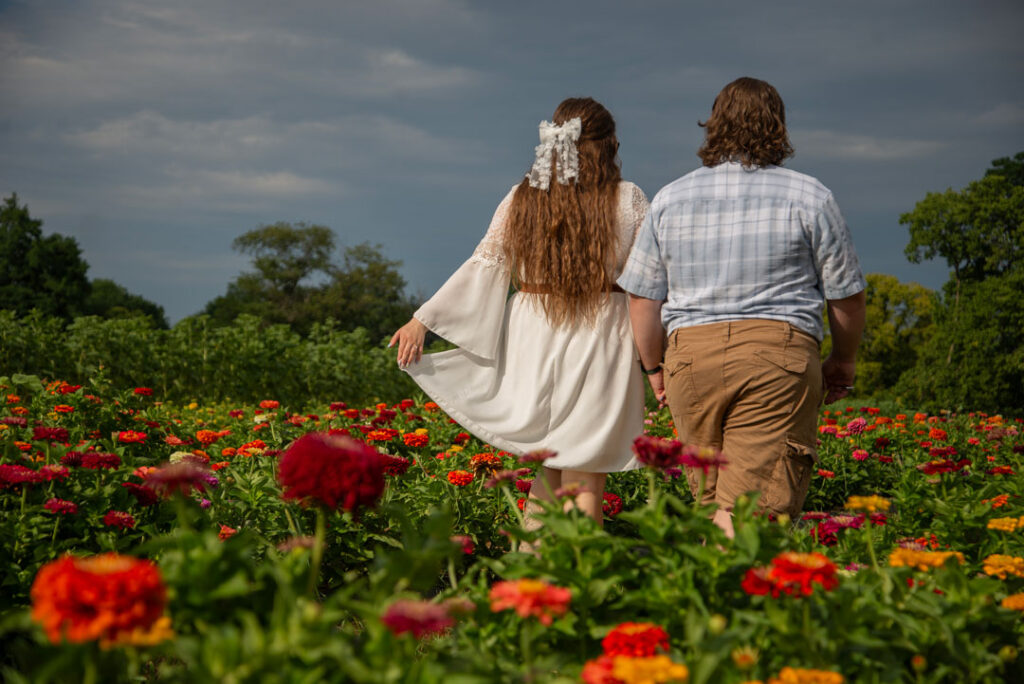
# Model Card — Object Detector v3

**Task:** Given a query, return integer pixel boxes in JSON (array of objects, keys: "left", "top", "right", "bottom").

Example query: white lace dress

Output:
[{"left": 406, "top": 181, "right": 650, "bottom": 472}]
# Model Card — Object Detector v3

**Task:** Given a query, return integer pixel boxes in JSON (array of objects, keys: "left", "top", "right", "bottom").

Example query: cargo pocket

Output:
[
  {"left": 752, "top": 348, "right": 810, "bottom": 414},
  {"left": 665, "top": 354, "right": 703, "bottom": 413},
  {"left": 762, "top": 440, "right": 815, "bottom": 517}
]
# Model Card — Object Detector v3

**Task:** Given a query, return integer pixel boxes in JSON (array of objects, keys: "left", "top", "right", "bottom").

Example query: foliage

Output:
[
  {"left": 986, "top": 151, "right": 1024, "bottom": 188},
  {"left": 203, "top": 222, "right": 418, "bottom": 341},
  {"left": 0, "top": 193, "right": 90, "bottom": 320},
  {"left": 84, "top": 278, "right": 169, "bottom": 329},
  {"left": 0, "top": 311, "right": 418, "bottom": 407},
  {"left": 894, "top": 269, "right": 1024, "bottom": 414},
  {"left": 1, "top": 379, "right": 1024, "bottom": 682}
]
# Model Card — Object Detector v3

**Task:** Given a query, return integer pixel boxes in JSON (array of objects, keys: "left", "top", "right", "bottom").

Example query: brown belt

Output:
[{"left": 518, "top": 283, "right": 625, "bottom": 294}]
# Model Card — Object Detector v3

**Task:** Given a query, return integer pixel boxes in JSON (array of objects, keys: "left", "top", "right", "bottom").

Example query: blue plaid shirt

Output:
[{"left": 618, "top": 162, "right": 866, "bottom": 341}]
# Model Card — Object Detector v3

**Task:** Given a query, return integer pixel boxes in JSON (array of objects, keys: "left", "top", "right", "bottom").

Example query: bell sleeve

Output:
[{"left": 412, "top": 187, "right": 516, "bottom": 360}]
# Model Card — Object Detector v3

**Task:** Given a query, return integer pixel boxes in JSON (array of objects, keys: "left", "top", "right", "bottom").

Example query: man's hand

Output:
[
  {"left": 389, "top": 318, "right": 428, "bottom": 368},
  {"left": 646, "top": 369, "right": 667, "bottom": 407},
  {"left": 821, "top": 355, "right": 856, "bottom": 404}
]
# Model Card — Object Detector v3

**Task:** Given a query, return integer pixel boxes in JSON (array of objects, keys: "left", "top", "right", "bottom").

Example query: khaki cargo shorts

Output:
[{"left": 663, "top": 319, "right": 823, "bottom": 518}]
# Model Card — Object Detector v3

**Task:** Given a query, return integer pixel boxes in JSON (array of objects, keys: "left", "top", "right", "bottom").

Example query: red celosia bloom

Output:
[
  {"left": 117, "top": 430, "right": 147, "bottom": 444},
  {"left": 277, "top": 433, "right": 386, "bottom": 512},
  {"left": 144, "top": 462, "right": 214, "bottom": 498},
  {"left": 81, "top": 453, "right": 121, "bottom": 470},
  {"left": 447, "top": 470, "right": 474, "bottom": 486},
  {"left": 103, "top": 511, "right": 136, "bottom": 529},
  {"left": 402, "top": 432, "right": 429, "bottom": 447},
  {"left": 33, "top": 427, "right": 70, "bottom": 442},
  {"left": 601, "top": 622, "right": 670, "bottom": 657},
  {"left": 121, "top": 482, "right": 159, "bottom": 506},
  {"left": 133, "top": 387, "right": 153, "bottom": 396},
  {"left": 259, "top": 400, "right": 280, "bottom": 409},
  {"left": 632, "top": 435, "right": 685, "bottom": 474},
  {"left": 451, "top": 535, "right": 475, "bottom": 554},
  {"left": 602, "top": 492, "right": 623, "bottom": 516},
  {"left": 218, "top": 525, "right": 237, "bottom": 541},
  {"left": 381, "top": 599, "right": 455, "bottom": 639},
  {"left": 44, "top": 498, "right": 79, "bottom": 515},
  {"left": 30, "top": 554, "right": 166, "bottom": 645},
  {"left": 382, "top": 455, "right": 411, "bottom": 476},
  {"left": 489, "top": 579, "right": 571, "bottom": 625}
]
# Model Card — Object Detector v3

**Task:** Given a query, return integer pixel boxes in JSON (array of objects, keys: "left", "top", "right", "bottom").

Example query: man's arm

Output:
[
  {"left": 628, "top": 294, "right": 667, "bottom": 404},
  {"left": 822, "top": 289, "right": 866, "bottom": 403}
]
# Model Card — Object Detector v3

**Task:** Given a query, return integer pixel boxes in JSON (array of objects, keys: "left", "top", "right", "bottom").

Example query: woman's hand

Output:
[
  {"left": 389, "top": 318, "right": 428, "bottom": 368},
  {"left": 646, "top": 369, "right": 667, "bottom": 408}
]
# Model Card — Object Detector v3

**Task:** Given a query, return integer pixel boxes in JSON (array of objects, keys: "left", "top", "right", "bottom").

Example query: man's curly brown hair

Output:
[{"left": 698, "top": 77, "right": 794, "bottom": 168}]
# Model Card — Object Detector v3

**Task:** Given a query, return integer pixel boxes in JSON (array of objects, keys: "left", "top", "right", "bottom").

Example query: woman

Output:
[{"left": 389, "top": 97, "right": 651, "bottom": 527}]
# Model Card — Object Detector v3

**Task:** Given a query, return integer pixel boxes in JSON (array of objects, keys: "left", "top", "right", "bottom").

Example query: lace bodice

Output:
[{"left": 468, "top": 181, "right": 650, "bottom": 277}]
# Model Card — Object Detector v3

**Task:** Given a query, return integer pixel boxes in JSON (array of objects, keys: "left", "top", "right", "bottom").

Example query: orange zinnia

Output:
[
  {"left": 489, "top": 579, "right": 571, "bottom": 625},
  {"left": 31, "top": 554, "right": 169, "bottom": 646}
]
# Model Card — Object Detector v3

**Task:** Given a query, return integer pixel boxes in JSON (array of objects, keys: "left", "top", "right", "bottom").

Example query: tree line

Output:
[{"left": 2, "top": 151, "right": 1022, "bottom": 412}]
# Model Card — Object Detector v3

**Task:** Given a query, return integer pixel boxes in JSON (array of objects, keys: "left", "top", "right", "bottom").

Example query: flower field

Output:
[{"left": 1, "top": 374, "right": 1024, "bottom": 683}]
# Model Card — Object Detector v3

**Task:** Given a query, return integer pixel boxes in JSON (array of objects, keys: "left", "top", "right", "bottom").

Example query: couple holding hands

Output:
[{"left": 390, "top": 77, "right": 867, "bottom": 539}]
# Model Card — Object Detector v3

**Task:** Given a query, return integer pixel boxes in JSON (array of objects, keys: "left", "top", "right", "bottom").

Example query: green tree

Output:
[
  {"left": 854, "top": 274, "right": 936, "bottom": 396},
  {"left": 203, "top": 222, "right": 417, "bottom": 339},
  {"left": 0, "top": 193, "right": 91, "bottom": 319},
  {"left": 84, "top": 278, "right": 169, "bottom": 328},
  {"left": 986, "top": 151, "right": 1024, "bottom": 187}
]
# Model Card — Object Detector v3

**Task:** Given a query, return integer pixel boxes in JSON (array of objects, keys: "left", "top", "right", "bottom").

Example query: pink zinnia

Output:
[
  {"left": 121, "top": 482, "right": 160, "bottom": 506},
  {"left": 0, "top": 464, "right": 42, "bottom": 487},
  {"left": 380, "top": 599, "right": 455, "bottom": 638},
  {"left": 679, "top": 445, "right": 728, "bottom": 475},
  {"left": 81, "top": 453, "right": 121, "bottom": 470},
  {"left": 631, "top": 435, "right": 684, "bottom": 474},
  {"left": 144, "top": 462, "right": 215, "bottom": 498}
]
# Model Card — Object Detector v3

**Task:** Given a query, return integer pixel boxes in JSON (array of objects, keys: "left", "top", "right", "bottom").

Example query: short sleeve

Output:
[
  {"left": 617, "top": 205, "right": 668, "bottom": 301},
  {"left": 810, "top": 193, "right": 867, "bottom": 300}
]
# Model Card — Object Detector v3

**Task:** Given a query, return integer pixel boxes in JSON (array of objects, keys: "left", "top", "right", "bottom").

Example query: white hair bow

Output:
[{"left": 526, "top": 117, "right": 582, "bottom": 190}]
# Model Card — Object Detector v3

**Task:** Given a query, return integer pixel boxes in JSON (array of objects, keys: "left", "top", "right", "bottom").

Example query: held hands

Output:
[
  {"left": 389, "top": 318, "right": 428, "bottom": 368},
  {"left": 821, "top": 354, "right": 856, "bottom": 404},
  {"left": 646, "top": 369, "right": 667, "bottom": 408}
]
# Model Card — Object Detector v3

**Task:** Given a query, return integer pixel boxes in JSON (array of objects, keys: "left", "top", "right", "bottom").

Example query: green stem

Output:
[
  {"left": 694, "top": 470, "right": 707, "bottom": 510},
  {"left": 51, "top": 515, "right": 60, "bottom": 544},
  {"left": 865, "top": 521, "right": 879, "bottom": 572},
  {"left": 307, "top": 507, "right": 327, "bottom": 597},
  {"left": 447, "top": 557, "right": 459, "bottom": 591},
  {"left": 646, "top": 469, "right": 658, "bottom": 509},
  {"left": 500, "top": 485, "right": 525, "bottom": 526}
]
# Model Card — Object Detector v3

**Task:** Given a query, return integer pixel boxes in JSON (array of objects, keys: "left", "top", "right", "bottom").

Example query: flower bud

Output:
[{"left": 708, "top": 613, "right": 727, "bottom": 635}]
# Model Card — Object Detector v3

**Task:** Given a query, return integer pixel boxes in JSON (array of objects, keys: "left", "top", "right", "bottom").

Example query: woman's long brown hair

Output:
[{"left": 503, "top": 97, "right": 622, "bottom": 327}]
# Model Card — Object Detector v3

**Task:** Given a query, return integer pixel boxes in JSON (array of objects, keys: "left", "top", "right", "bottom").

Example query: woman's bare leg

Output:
[
  {"left": 559, "top": 470, "right": 607, "bottom": 528},
  {"left": 520, "top": 467, "right": 561, "bottom": 553}
]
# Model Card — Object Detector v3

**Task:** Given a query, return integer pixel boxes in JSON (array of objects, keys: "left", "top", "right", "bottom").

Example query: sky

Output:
[{"left": 2, "top": 0, "right": 1023, "bottom": 324}]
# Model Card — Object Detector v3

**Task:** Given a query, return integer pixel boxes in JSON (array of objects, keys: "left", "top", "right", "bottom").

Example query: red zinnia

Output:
[
  {"left": 33, "top": 427, "right": 70, "bottom": 442},
  {"left": 103, "top": 511, "right": 136, "bottom": 529},
  {"left": 447, "top": 470, "right": 474, "bottom": 486},
  {"left": 81, "top": 453, "right": 121, "bottom": 470},
  {"left": 743, "top": 552, "right": 839, "bottom": 598},
  {"left": 277, "top": 432, "right": 387, "bottom": 512},
  {"left": 402, "top": 432, "right": 429, "bottom": 447},
  {"left": 218, "top": 525, "right": 237, "bottom": 541},
  {"left": 38, "top": 465, "right": 70, "bottom": 481},
  {"left": 632, "top": 435, "right": 684, "bottom": 474},
  {"left": 133, "top": 387, "right": 153, "bottom": 396},
  {"left": 44, "top": 498, "right": 79, "bottom": 515},
  {"left": 117, "top": 431, "right": 147, "bottom": 444},
  {"left": 259, "top": 400, "right": 280, "bottom": 409},
  {"left": 601, "top": 622, "right": 670, "bottom": 657},
  {"left": 30, "top": 554, "right": 167, "bottom": 645},
  {"left": 602, "top": 492, "right": 623, "bottom": 516},
  {"left": 382, "top": 455, "right": 411, "bottom": 476},
  {"left": 0, "top": 464, "right": 43, "bottom": 487},
  {"left": 122, "top": 482, "right": 160, "bottom": 506},
  {"left": 380, "top": 599, "right": 455, "bottom": 639}
]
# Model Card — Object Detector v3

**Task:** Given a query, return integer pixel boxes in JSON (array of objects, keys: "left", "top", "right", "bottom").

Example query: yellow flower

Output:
[
  {"left": 985, "top": 555, "right": 1024, "bottom": 579},
  {"left": 414, "top": 428, "right": 429, "bottom": 436},
  {"left": 187, "top": 402, "right": 198, "bottom": 410},
  {"left": 732, "top": 646, "right": 759, "bottom": 671},
  {"left": 1000, "top": 593, "right": 1024, "bottom": 611},
  {"left": 844, "top": 495, "right": 890, "bottom": 513},
  {"left": 612, "top": 655, "right": 689, "bottom": 683},
  {"left": 768, "top": 667, "right": 844, "bottom": 684},
  {"left": 988, "top": 517, "right": 1019, "bottom": 532},
  {"left": 448, "top": 445, "right": 464, "bottom": 453},
  {"left": 888, "top": 548, "right": 964, "bottom": 571}
]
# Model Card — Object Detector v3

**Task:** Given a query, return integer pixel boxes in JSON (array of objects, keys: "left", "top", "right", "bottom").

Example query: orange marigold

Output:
[
  {"left": 30, "top": 554, "right": 169, "bottom": 647},
  {"left": 489, "top": 579, "right": 571, "bottom": 625}
]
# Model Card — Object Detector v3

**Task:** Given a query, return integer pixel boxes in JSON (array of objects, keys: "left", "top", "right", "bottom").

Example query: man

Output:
[{"left": 618, "top": 77, "right": 866, "bottom": 537}]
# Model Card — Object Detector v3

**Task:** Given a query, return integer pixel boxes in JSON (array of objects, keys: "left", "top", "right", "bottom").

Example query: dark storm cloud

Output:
[{"left": 1, "top": 0, "right": 1022, "bottom": 321}]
